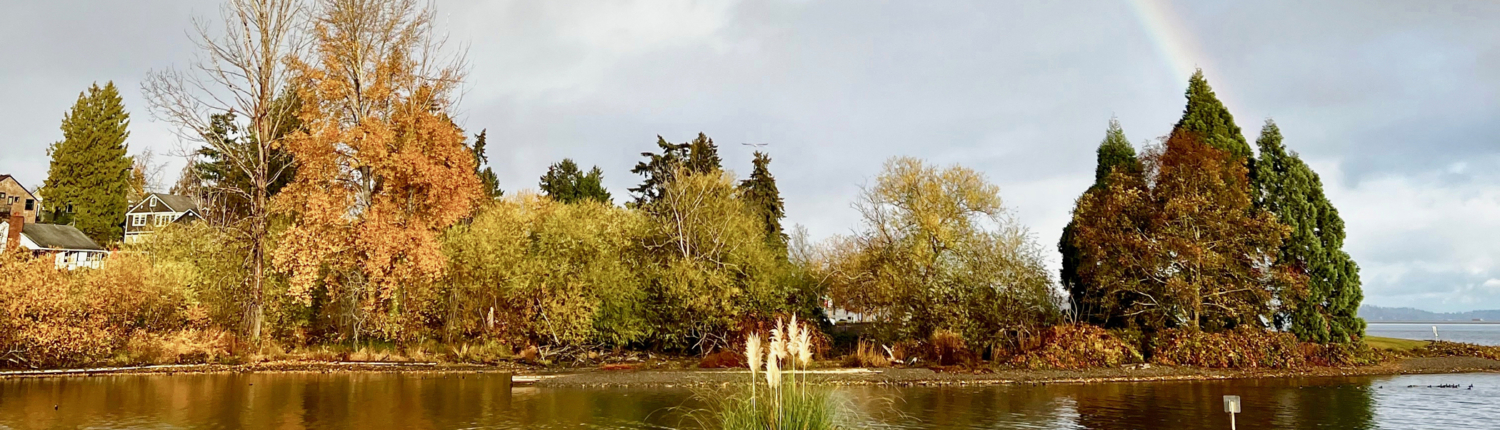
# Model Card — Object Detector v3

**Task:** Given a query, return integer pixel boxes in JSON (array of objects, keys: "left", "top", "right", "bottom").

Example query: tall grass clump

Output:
[{"left": 709, "top": 316, "right": 839, "bottom": 430}]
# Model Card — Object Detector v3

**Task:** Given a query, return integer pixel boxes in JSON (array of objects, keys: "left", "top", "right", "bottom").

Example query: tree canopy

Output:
[
  {"left": 1174, "top": 70, "right": 1252, "bottom": 162},
  {"left": 737, "top": 151, "right": 787, "bottom": 255},
  {"left": 825, "top": 157, "right": 1058, "bottom": 349},
  {"left": 1061, "top": 118, "right": 1141, "bottom": 324},
  {"left": 1069, "top": 131, "right": 1297, "bottom": 331},
  {"left": 43, "top": 82, "right": 133, "bottom": 245},
  {"left": 1254, "top": 120, "right": 1364, "bottom": 342},
  {"left": 470, "top": 130, "right": 504, "bottom": 201},
  {"left": 629, "top": 133, "right": 721, "bottom": 206},
  {"left": 539, "top": 158, "right": 611, "bottom": 204}
]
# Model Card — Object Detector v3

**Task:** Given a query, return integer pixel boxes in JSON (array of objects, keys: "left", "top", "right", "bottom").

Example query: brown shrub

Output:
[
  {"left": 699, "top": 349, "right": 747, "bottom": 368},
  {"left": 124, "top": 329, "right": 236, "bottom": 364},
  {"left": 927, "top": 329, "right": 976, "bottom": 366},
  {"left": 1152, "top": 327, "right": 1304, "bottom": 369},
  {"left": 1418, "top": 341, "right": 1500, "bottom": 361},
  {"left": 1009, "top": 324, "right": 1142, "bottom": 369},
  {"left": 1299, "top": 340, "right": 1385, "bottom": 366},
  {"left": 842, "top": 340, "right": 891, "bottom": 368}
]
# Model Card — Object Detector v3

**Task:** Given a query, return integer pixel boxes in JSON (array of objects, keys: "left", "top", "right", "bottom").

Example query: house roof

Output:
[
  {"left": 0, "top": 174, "right": 40, "bottom": 200},
  {"left": 20, "top": 223, "right": 105, "bottom": 251},
  {"left": 130, "top": 193, "right": 200, "bottom": 214}
]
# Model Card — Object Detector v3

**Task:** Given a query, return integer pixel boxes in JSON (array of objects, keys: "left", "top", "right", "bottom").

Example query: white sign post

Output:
[{"left": 1223, "top": 395, "right": 1241, "bottom": 430}]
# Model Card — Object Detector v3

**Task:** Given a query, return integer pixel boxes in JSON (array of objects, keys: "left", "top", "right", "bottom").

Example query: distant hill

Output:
[{"left": 1359, "top": 305, "right": 1500, "bottom": 322}]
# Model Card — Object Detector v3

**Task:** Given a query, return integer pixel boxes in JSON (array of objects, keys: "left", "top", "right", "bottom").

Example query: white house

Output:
[{"left": 2, "top": 216, "right": 109, "bottom": 270}]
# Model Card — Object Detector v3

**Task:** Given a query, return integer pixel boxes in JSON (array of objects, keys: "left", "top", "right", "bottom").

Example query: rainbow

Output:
[{"left": 1126, "top": 0, "right": 1240, "bottom": 112}]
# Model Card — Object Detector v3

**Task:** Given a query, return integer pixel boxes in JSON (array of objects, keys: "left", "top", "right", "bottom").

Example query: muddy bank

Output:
[
  {"left": 5, "top": 357, "right": 1498, "bottom": 386},
  {"left": 527, "top": 357, "right": 1500, "bottom": 388}
]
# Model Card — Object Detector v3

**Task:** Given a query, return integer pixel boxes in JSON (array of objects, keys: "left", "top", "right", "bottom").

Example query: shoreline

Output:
[{"left": 4, "top": 357, "right": 1498, "bottom": 387}]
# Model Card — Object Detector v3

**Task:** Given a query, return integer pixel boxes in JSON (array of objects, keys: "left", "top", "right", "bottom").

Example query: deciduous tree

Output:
[
  {"left": 273, "top": 0, "right": 481, "bottom": 344},
  {"left": 826, "top": 157, "right": 1058, "bottom": 349},
  {"left": 142, "top": 0, "right": 305, "bottom": 340},
  {"left": 1061, "top": 118, "right": 1139, "bottom": 323},
  {"left": 1070, "top": 132, "right": 1296, "bottom": 331}
]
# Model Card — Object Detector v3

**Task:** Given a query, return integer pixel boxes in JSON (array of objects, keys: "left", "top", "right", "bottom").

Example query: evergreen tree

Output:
[
  {"left": 737, "top": 151, "right": 787, "bottom": 254},
  {"left": 43, "top": 82, "right": 133, "bottom": 245},
  {"left": 539, "top": 158, "right": 612, "bottom": 204},
  {"left": 1254, "top": 120, "right": 1364, "bottom": 343},
  {"left": 190, "top": 90, "right": 302, "bottom": 221},
  {"left": 685, "top": 133, "right": 722, "bottom": 174},
  {"left": 1061, "top": 118, "right": 1140, "bottom": 323},
  {"left": 470, "top": 129, "right": 503, "bottom": 200},
  {"left": 1174, "top": 69, "right": 1252, "bottom": 162},
  {"left": 629, "top": 133, "right": 722, "bottom": 206}
]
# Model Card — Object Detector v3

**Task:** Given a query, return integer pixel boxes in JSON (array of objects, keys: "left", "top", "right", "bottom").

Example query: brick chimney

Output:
[{"left": 5, "top": 213, "right": 22, "bottom": 253}]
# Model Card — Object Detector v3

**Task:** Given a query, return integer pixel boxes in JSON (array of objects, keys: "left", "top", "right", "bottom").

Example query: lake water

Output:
[
  {"left": 2, "top": 372, "right": 1498, "bottom": 429},
  {"left": 1365, "top": 323, "right": 1500, "bottom": 346}
]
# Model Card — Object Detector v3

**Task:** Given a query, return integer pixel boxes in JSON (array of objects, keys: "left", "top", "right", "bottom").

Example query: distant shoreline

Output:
[{"left": 1366, "top": 321, "right": 1500, "bottom": 325}]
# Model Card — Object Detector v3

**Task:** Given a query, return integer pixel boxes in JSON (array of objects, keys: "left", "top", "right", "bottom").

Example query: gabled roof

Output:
[
  {"left": 129, "top": 193, "right": 201, "bottom": 214},
  {"left": 0, "top": 174, "right": 40, "bottom": 201},
  {"left": 19, "top": 223, "right": 105, "bottom": 251}
]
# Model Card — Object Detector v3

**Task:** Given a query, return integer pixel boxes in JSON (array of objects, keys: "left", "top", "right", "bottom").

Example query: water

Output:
[
  {"left": 1365, "top": 323, "right": 1500, "bottom": 346},
  {"left": 2, "top": 372, "right": 1498, "bottom": 429}
]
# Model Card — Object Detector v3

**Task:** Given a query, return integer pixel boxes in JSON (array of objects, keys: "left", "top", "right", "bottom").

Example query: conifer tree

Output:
[
  {"left": 43, "top": 82, "right": 133, "bottom": 244},
  {"left": 629, "top": 133, "right": 722, "bottom": 205},
  {"left": 1174, "top": 69, "right": 1252, "bottom": 162},
  {"left": 539, "top": 158, "right": 611, "bottom": 204},
  {"left": 1254, "top": 120, "right": 1364, "bottom": 343},
  {"left": 1061, "top": 118, "right": 1140, "bottom": 323},
  {"left": 685, "top": 133, "right": 722, "bottom": 174},
  {"left": 737, "top": 151, "right": 787, "bottom": 254},
  {"left": 471, "top": 130, "right": 503, "bottom": 200}
]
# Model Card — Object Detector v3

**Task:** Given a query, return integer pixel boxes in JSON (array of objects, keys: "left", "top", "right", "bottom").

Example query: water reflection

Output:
[{"left": 1, "top": 372, "right": 1494, "bottom": 429}]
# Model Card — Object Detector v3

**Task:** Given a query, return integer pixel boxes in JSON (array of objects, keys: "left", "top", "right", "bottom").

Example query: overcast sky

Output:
[{"left": 2, "top": 0, "right": 1496, "bottom": 312}]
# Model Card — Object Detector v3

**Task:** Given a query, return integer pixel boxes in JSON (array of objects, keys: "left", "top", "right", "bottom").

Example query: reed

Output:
[{"left": 710, "top": 317, "right": 839, "bottom": 430}]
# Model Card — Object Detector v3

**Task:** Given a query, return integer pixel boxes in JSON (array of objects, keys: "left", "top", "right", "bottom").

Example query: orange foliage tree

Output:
[
  {"left": 1069, "top": 131, "right": 1299, "bottom": 331},
  {"left": 274, "top": 0, "right": 480, "bottom": 343}
]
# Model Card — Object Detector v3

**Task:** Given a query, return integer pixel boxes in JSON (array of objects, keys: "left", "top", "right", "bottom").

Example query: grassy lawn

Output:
[{"left": 1365, "top": 336, "right": 1427, "bottom": 352}]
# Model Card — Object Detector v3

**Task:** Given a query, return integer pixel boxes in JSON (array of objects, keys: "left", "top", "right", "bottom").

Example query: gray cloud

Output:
[{"left": 1, "top": 0, "right": 1496, "bottom": 311}]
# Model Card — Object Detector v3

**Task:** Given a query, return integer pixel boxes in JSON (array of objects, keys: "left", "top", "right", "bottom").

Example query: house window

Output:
[
  {"left": 25, "top": 199, "right": 33, "bottom": 210},
  {"left": 156, "top": 214, "right": 171, "bottom": 226},
  {"left": 132, "top": 214, "right": 147, "bottom": 226}
]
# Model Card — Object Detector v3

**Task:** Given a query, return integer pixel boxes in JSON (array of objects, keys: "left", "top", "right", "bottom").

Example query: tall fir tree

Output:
[
  {"left": 685, "top": 132, "right": 722, "bottom": 174},
  {"left": 629, "top": 133, "right": 723, "bottom": 206},
  {"left": 1174, "top": 69, "right": 1252, "bottom": 162},
  {"left": 737, "top": 151, "right": 787, "bottom": 255},
  {"left": 1254, "top": 120, "right": 1364, "bottom": 343},
  {"left": 539, "top": 158, "right": 611, "bottom": 204},
  {"left": 1061, "top": 118, "right": 1141, "bottom": 323},
  {"left": 470, "top": 129, "right": 503, "bottom": 200},
  {"left": 43, "top": 82, "right": 133, "bottom": 245}
]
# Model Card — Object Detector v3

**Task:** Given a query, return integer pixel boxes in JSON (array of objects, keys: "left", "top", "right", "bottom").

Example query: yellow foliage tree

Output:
[
  {"left": 274, "top": 0, "right": 480, "bottom": 343},
  {"left": 825, "top": 157, "right": 1058, "bottom": 349}
]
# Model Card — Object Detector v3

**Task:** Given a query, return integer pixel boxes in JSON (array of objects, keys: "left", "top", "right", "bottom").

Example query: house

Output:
[
  {"left": 2, "top": 214, "right": 109, "bottom": 270},
  {"left": 0, "top": 174, "right": 41, "bottom": 224},
  {"left": 123, "top": 193, "right": 202, "bottom": 244}
]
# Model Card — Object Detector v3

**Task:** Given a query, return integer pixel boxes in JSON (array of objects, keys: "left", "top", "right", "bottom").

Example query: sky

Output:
[{"left": 1, "top": 0, "right": 1497, "bottom": 312}]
